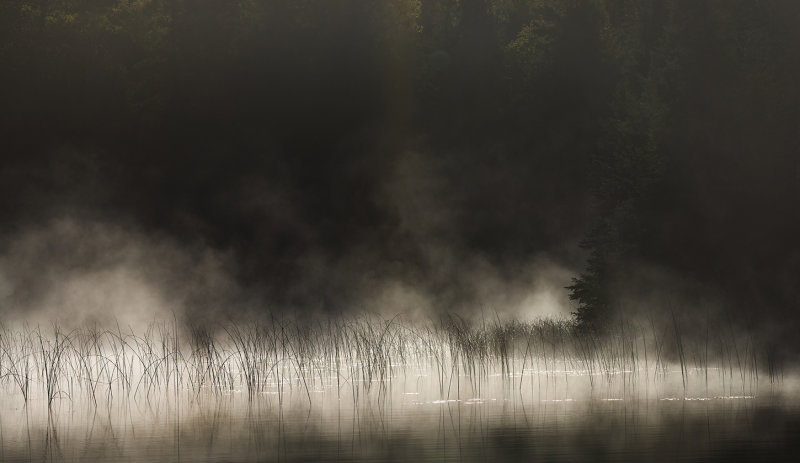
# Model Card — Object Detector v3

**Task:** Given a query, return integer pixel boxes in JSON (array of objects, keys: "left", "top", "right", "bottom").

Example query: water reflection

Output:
[
  {"left": 0, "top": 319, "right": 795, "bottom": 461},
  {"left": 2, "top": 369, "right": 798, "bottom": 462}
]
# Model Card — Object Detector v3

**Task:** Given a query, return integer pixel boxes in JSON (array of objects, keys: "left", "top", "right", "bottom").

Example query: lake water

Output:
[
  {"left": 1, "top": 366, "right": 798, "bottom": 462},
  {"left": 1, "top": 321, "right": 798, "bottom": 461}
]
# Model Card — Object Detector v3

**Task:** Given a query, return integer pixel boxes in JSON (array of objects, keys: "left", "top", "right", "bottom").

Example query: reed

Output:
[{"left": 0, "top": 313, "right": 775, "bottom": 409}]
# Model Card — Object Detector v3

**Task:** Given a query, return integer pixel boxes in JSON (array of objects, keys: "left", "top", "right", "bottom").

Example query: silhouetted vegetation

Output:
[{"left": 0, "top": 314, "right": 772, "bottom": 409}]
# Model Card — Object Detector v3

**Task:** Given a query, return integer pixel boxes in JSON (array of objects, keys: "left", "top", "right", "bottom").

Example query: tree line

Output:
[{"left": 1, "top": 1, "right": 797, "bottom": 336}]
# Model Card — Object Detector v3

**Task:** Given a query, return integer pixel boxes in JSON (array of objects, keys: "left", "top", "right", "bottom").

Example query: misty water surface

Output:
[{"left": 0, "top": 321, "right": 797, "bottom": 462}]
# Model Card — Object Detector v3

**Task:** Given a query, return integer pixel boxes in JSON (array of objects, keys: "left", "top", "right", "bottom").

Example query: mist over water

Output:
[
  {"left": 0, "top": 217, "right": 578, "bottom": 329},
  {"left": 0, "top": 218, "right": 241, "bottom": 328},
  {"left": 2, "top": 1, "right": 800, "bottom": 461},
  {"left": 0, "top": 316, "right": 797, "bottom": 462},
  {"left": 5, "top": 376, "right": 796, "bottom": 462}
]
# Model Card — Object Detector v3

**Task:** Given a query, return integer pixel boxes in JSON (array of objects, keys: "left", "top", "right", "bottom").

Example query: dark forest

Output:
[{"left": 1, "top": 0, "right": 798, "bottom": 345}]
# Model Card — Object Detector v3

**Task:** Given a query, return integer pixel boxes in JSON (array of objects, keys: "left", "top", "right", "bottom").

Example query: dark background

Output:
[{"left": 0, "top": 1, "right": 798, "bottom": 343}]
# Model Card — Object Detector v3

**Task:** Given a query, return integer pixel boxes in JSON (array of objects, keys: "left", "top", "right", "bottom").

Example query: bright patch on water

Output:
[{"left": 0, "top": 321, "right": 795, "bottom": 461}]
